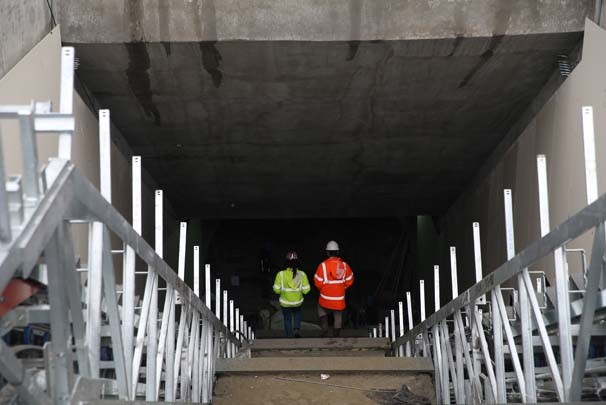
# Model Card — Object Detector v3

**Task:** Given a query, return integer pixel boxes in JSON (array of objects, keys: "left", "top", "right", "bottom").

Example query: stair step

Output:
[
  {"left": 252, "top": 337, "right": 390, "bottom": 351},
  {"left": 216, "top": 356, "right": 433, "bottom": 374},
  {"left": 251, "top": 337, "right": 390, "bottom": 357},
  {"left": 254, "top": 328, "right": 369, "bottom": 338},
  {"left": 253, "top": 349, "right": 387, "bottom": 358}
]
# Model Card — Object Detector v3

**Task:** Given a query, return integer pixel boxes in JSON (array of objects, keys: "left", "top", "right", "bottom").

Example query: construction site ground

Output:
[{"left": 214, "top": 372, "right": 435, "bottom": 405}]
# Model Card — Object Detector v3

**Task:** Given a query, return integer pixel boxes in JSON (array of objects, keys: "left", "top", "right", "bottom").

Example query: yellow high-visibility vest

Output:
[{"left": 273, "top": 268, "right": 311, "bottom": 307}]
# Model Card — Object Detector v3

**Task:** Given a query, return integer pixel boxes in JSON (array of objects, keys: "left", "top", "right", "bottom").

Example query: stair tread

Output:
[
  {"left": 216, "top": 356, "right": 433, "bottom": 373},
  {"left": 252, "top": 337, "right": 389, "bottom": 351}
]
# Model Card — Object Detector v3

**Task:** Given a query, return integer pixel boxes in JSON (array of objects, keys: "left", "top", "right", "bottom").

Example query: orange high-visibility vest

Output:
[{"left": 314, "top": 257, "right": 354, "bottom": 310}]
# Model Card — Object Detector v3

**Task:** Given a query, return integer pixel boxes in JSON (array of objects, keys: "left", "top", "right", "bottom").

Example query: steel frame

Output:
[
  {"left": 0, "top": 47, "right": 250, "bottom": 404},
  {"left": 379, "top": 105, "right": 606, "bottom": 403}
]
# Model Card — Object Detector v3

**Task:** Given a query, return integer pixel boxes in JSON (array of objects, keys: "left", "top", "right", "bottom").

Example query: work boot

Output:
[
  {"left": 333, "top": 328, "right": 341, "bottom": 337},
  {"left": 319, "top": 316, "right": 329, "bottom": 337},
  {"left": 294, "top": 329, "right": 301, "bottom": 338}
]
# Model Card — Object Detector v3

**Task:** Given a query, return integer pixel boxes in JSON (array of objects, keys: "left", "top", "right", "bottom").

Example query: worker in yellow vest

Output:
[{"left": 273, "top": 251, "right": 311, "bottom": 338}]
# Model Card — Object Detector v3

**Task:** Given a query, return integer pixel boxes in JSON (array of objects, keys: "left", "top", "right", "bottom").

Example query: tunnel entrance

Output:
[{"left": 199, "top": 217, "right": 416, "bottom": 336}]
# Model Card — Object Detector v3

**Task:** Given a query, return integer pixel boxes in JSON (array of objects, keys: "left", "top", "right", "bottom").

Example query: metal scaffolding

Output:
[
  {"left": 378, "top": 105, "right": 606, "bottom": 402},
  {"left": 0, "top": 47, "right": 252, "bottom": 403}
]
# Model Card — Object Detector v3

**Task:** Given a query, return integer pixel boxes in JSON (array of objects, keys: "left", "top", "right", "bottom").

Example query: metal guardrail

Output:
[
  {"left": 0, "top": 47, "right": 252, "bottom": 403},
  {"left": 376, "top": 106, "right": 606, "bottom": 403}
]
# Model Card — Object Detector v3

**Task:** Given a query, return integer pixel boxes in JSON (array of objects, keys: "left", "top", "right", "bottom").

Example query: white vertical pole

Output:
[
  {"left": 471, "top": 222, "right": 483, "bottom": 395},
  {"left": 385, "top": 316, "right": 390, "bottom": 341},
  {"left": 538, "top": 155, "right": 573, "bottom": 400},
  {"left": 223, "top": 291, "right": 228, "bottom": 328},
  {"left": 58, "top": 47, "right": 75, "bottom": 159},
  {"left": 193, "top": 247, "right": 200, "bottom": 296},
  {"left": 406, "top": 292, "right": 414, "bottom": 356},
  {"left": 472, "top": 223, "right": 485, "bottom": 304},
  {"left": 99, "top": 110, "right": 112, "bottom": 202},
  {"left": 390, "top": 310, "right": 396, "bottom": 343},
  {"left": 420, "top": 280, "right": 426, "bottom": 322},
  {"left": 205, "top": 264, "right": 211, "bottom": 310},
  {"left": 372, "top": 328, "right": 377, "bottom": 338},
  {"left": 192, "top": 246, "right": 203, "bottom": 400},
  {"left": 146, "top": 190, "right": 162, "bottom": 400},
  {"left": 434, "top": 266, "right": 440, "bottom": 312},
  {"left": 235, "top": 308, "right": 241, "bottom": 344},
  {"left": 419, "top": 280, "right": 427, "bottom": 357},
  {"left": 87, "top": 110, "right": 112, "bottom": 379},
  {"left": 450, "top": 247, "right": 464, "bottom": 400},
  {"left": 505, "top": 188, "right": 536, "bottom": 402},
  {"left": 406, "top": 292, "right": 414, "bottom": 330},
  {"left": 215, "top": 279, "right": 221, "bottom": 320},
  {"left": 433, "top": 265, "right": 447, "bottom": 403},
  {"left": 223, "top": 290, "right": 229, "bottom": 358},
  {"left": 450, "top": 247, "right": 458, "bottom": 299},
  {"left": 229, "top": 300, "right": 235, "bottom": 355},
  {"left": 240, "top": 315, "right": 245, "bottom": 340},
  {"left": 132, "top": 157, "right": 142, "bottom": 234},
  {"left": 398, "top": 301, "right": 405, "bottom": 357},
  {"left": 175, "top": 222, "right": 187, "bottom": 304},
  {"left": 582, "top": 106, "right": 599, "bottom": 204},
  {"left": 122, "top": 156, "right": 140, "bottom": 389},
  {"left": 504, "top": 190, "right": 515, "bottom": 259}
]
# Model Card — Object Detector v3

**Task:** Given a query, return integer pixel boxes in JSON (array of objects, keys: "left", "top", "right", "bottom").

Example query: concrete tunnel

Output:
[
  {"left": 53, "top": 0, "right": 601, "bottom": 336},
  {"left": 5, "top": 0, "right": 606, "bottom": 403},
  {"left": 2, "top": 0, "right": 605, "bottom": 337}
]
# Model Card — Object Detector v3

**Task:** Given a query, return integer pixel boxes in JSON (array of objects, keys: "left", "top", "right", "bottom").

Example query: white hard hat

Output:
[{"left": 326, "top": 241, "right": 339, "bottom": 251}]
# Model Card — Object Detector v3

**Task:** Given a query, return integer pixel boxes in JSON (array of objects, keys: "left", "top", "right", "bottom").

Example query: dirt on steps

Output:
[{"left": 213, "top": 372, "right": 435, "bottom": 405}]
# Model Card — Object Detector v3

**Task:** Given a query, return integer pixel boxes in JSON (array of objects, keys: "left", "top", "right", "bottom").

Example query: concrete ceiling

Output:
[{"left": 71, "top": 32, "right": 582, "bottom": 218}]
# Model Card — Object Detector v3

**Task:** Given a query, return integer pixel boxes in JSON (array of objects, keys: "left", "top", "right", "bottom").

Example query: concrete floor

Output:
[{"left": 214, "top": 373, "right": 435, "bottom": 405}]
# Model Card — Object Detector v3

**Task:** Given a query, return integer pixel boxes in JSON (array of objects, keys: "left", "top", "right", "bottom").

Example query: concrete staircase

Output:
[
  {"left": 213, "top": 338, "right": 435, "bottom": 405},
  {"left": 249, "top": 337, "right": 392, "bottom": 357}
]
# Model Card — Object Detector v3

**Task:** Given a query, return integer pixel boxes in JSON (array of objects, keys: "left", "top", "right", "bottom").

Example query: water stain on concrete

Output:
[
  {"left": 199, "top": 42, "right": 223, "bottom": 88},
  {"left": 458, "top": 0, "right": 512, "bottom": 88},
  {"left": 347, "top": 41, "right": 361, "bottom": 61},
  {"left": 347, "top": 0, "right": 363, "bottom": 61},
  {"left": 458, "top": 35, "right": 505, "bottom": 88},
  {"left": 158, "top": 0, "right": 171, "bottom": 55},
  {"left": 161, "top": 42, "right": 172, "bottom": 56},
  {"left": 125, "top": 43, "right": 162, "bottom": 126},
  {"left": 448, "top": 35, "right": 464, "bottom": 57},
  {"left": 125, "top": 0, "right": 144, "bottom": 41}
]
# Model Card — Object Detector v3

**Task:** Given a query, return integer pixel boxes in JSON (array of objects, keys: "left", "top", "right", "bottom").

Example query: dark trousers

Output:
[{"left": 281, "top": 306, "right": 302, "bottom": 337}]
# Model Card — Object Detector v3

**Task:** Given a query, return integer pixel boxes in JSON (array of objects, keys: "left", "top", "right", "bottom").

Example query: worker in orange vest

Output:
[{"left": 313, "top": 241, "right": 354, "bottom": 337}]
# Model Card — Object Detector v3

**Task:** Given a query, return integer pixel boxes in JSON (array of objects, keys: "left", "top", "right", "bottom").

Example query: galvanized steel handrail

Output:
[
  {"left": 0, "top": 47, "right": 252, "bottom": 404},
  {"left": 395, "top": 188, "right": 606, "bottom": 345},
  {"left": 381, "top": 106, "right": 606, "bottom": 403}
]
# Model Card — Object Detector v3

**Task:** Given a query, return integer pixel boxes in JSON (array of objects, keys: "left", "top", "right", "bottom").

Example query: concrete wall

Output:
[
  {"left": 58, "top": 0, "right": 593, "bottom": 43},
  {"left": 0, "top": 0, "right": 53, "bottom": 79},
  {"left": 0, "top": 27, "right": 179, "bottom": 270},
  {"left": 436, "top": 20, "right": 606, "bottom": 303}
]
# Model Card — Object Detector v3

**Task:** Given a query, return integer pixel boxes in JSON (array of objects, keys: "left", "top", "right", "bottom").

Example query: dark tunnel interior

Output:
[{"left": 163, "top": 217, "right": 424, "bottom": 335}]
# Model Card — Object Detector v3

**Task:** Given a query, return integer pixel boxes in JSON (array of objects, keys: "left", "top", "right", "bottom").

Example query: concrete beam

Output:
[
  {"left": 216, "top": 356, "right": 433, "bottom": 373},
  {"left": 0, "top": 0, "right": 53, "bottom": 79},
  {"left": 59, "top": 0, "right": 593, "bottom": 43}
]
